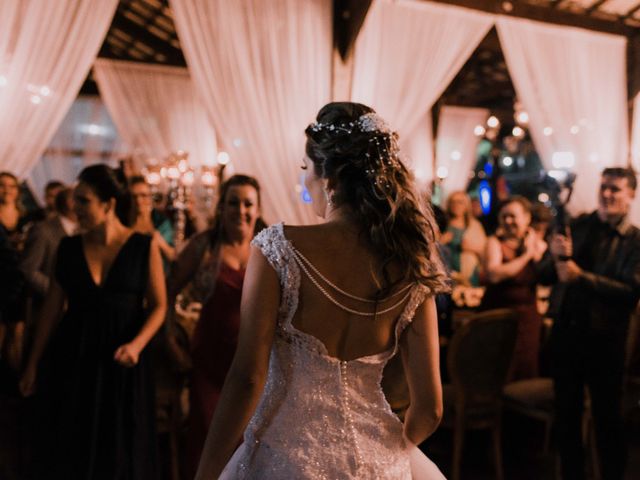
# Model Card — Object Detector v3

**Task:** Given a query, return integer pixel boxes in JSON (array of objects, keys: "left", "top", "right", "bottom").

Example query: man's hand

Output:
[{"left": 556, "top": 259, "right": 582, "bottom": 283}]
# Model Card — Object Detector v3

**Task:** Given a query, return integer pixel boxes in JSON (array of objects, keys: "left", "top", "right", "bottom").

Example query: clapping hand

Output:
[
  {"left": 550, "top": 229, "right": 572, "bottom": 260},
  {"left": 114, "top": 343, "right": 141, "bottom": 367}
]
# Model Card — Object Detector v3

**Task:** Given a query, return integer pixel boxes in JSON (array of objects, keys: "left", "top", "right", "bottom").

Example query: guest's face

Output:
[
  {"left": 303, "top": 155, "right": 327, "bottom": 217},
  {"left": 45, "top": 186, "right": 64, "bottom": 212},
  {"left": 130, "top": 182, "right": 153, "bottom": 217},
  {"left": 0, "top": 175, "right": 19, "bottom": 205},
  {"left": 447, "top": 193, "right": 468, "bottom": 219},
  {"left": 598, "top": 175, "right": 635, "bottom": 222},
  {"left": 73, "top": 182, "right": 111, "bottom": 230},
  {"left": 498, "top": 201, "right": 530, "bottom": 238},
  {"left": 222, "top": 185, "right": 260, "bottom": 240}
]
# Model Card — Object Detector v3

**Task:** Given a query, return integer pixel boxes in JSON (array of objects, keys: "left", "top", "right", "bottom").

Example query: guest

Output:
[
  {"left": 441, "top": 190, "right": 486, "bottom": 286},
  {"left": 19, "top": 164, "right": 166, "bottom": 480},
  {"left": 129, "top": 175, "right": 176, "bottom": 266},
  {"left": 19, "top": 188, "right": 77, "bottom": 324},
  {"left": 480, "top": 196, "right": 548, "bottom": 380},
  {"left": 43, "top": 181, "right": 65, "bottom": 219},
  {"left": 530, "top": 201, "right": 552, "bottom": 241},
  {"left": 166, "top": 174, "right": 265, "bottom": 478},
  {"left": 0, "top": 172, "right": 29, "bottom": 251},
  {"left": 541, "top": 167, "right": 640, "bottom": 480}
]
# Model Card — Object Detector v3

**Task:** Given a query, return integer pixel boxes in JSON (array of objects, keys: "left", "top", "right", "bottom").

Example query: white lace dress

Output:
[{"left": 220, "top": 223, "right": 445, "bottom": 479}]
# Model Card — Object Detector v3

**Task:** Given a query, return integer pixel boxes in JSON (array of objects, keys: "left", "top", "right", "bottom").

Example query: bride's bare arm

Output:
[
  {"left": 195, "top": 246, "right": 280, "bottom": 480},
  {"left": 400, "top": 296, "right": 442, "bottom": 445}
]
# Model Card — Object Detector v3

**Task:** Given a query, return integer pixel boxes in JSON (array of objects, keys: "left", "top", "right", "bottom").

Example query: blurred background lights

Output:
[
  {"left": 487, "top": 116, "right": 500, "bottom": 128},
  {"left": 543, "top": 127, "right": 553, "bottom": 136},
  {"left": 473, "top": 125, "right": 486, "bottom": 136},
  {"left": 436, "top": 166, "right": 449, "bottom": 179},
  {"left": 217, "top": 151, "right": 230, "bottom": 165},
  {"left": 450, "top": 150, "right": 461, "bottom": 161},
  {"left": 551, "top": 151, "right": 575, "bottom": 169},
  {"left": 502, "top": 156, "right": 513, "bottom": 167}
]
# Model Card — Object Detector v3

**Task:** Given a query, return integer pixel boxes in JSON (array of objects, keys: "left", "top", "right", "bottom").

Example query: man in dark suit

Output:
[
  {"left": 541, "top": 167, "right": 640, "bottom": 480},
  {"left": 19, "top": 188, "right": 76, "bottom": 325}
]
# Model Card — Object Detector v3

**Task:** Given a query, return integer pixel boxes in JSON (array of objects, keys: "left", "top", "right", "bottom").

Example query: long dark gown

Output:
[
  {"left": 186, "top": 262, "right": 245, "bottom": 478},
  {"left": 47, "top": 233, "right": 157, "bottom": 480},
  {"left": 479, "top": 238, "right": 542, "bottom": 381}
]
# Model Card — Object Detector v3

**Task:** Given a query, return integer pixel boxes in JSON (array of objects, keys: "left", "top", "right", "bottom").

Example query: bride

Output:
[{"left": 195, "top": 102, "right": 448, "bottom": 479}]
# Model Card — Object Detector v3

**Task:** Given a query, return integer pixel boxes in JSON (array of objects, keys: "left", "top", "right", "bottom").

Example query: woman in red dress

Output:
[
  {"left": 166, "top": 175, "right": 265, "bottom": 478},
  {"left": 480, "top": 196, "right": 548, "bottom": 380}
]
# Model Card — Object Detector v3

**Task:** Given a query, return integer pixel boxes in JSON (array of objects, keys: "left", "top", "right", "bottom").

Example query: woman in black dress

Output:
[{"left": 20, "top": 164, "right": 166, "bottom": 479}]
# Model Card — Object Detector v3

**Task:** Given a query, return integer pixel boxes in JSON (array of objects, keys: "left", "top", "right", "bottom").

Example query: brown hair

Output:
[
  {"left": 602, "top": 167, "right": 637, "bottom": 191},
  {"left": 305, "top": 102, "right": 448, "bottom": 293}
]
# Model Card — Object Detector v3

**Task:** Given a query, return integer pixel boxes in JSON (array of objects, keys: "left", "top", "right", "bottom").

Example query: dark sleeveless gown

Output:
[
  {"left": 479, "top": 238, "right": 542, "bottom": 381},
  {"left": 47, "top": 233, "right": 157, "bottom": 479},
  {"left": 186, "top": 262, "right": 246, "bottom": 478}
]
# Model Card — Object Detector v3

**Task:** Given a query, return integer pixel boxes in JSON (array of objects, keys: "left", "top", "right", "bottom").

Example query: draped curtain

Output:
[
  {"left": 496, "top": 16, "right": 628, "bottom": 214},
  {"left": 28, "top": 96, "right": 125, "bottom": 202},
  {"left": 351, "top": 0, "right": 494, "bottom": 187},
  {"left": 0, "top": 0, "right": 118, "bottom": 177},
  {"left": 436, "top": 106, "right": 489, "bottom": 199},
  {"left": 93, "top": 59, "right": 217, "bottom": 169},
  {"left": 170, "top": 0, "right": 332, "bottom": 224}
]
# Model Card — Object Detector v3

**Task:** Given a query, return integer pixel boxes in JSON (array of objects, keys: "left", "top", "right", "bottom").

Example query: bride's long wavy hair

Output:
[{"left": 305, "top": 102, "right": 449, "bottom": 294}]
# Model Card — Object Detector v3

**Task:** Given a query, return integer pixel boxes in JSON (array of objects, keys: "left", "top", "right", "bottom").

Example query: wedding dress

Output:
[{"left": 220, "top": 223, "right": 445, "bottom": 479}]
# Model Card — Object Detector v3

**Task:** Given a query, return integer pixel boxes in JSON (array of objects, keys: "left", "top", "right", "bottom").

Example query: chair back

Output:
[{"left": 447, "top": 308, "right": 517, "bottom": 411}]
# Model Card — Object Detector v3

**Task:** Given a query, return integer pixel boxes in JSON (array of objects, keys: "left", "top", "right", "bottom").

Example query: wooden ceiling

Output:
[{"left": 85, "top": 0, "right": 640, "bottom": 122}]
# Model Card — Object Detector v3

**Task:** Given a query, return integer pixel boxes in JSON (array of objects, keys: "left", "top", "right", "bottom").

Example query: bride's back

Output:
[{"left": 284, "top": 222, "right": 410, "bottom": 361}]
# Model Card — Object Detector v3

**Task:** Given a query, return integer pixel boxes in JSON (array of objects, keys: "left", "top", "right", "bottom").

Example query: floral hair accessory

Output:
[{"left": 308, "top": 112, "right": 392, "bottom": 135}]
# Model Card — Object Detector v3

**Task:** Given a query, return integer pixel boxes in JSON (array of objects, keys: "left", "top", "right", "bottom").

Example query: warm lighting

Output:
[
  {"left": 515, "top": 111, "right": 529, "bottom": 124},
  {"left": 201, "top": 171, "right": 216, "bottom": 187},
  {"left": 474, "top": 125, "right": 486, "bottom": 136},
  {"left": 30, "top": 95, "right": 41, "bottom": 105},
  {"left": 147, "top": 172, "right": 162, "bottom": 186},
  {"left": 543, "top": 127, "right": 553, "bottom": 136},
  {"left": 552, "top": 151, "right": 575, "bottom": 169},
  {"left": 538, "top": 193, "right": 550, "bottom": 203},
  {"left": 502, "top": 156, "right": 513, "bottom": 167},
  {"left": 502, "top": 1, "right": 513, "bottom": 12},
  {"left": 181, "top": 170, "right": 195, "bottom": 187},
  {"left": 450, "top": 150, "right": 461, "bottom": 161},
  {"left": 436, "top": 166, "right": 449, "bottom": 179},
  {"left": 487, "top": 116, "right": 500, "bottom": 128},
  {"left": 40, "top": 86, "right": 51, "bottom": 96},
  {"left": 512, "top": 126, "right": 524, "bottom": 137},
  {"left": 217, "top": 151, "right": 230, "bottom": 165},
  {"left": 570, "top": 125, "right": 579, "bottom": 135},
  {"left": 166, "top": 166, "right": 180, "bottom": 180}
]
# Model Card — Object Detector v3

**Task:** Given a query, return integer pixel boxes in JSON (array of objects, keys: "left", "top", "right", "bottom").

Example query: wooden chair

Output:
[{"left": 440, "top": 308, "right": 518, "bottom": 480}]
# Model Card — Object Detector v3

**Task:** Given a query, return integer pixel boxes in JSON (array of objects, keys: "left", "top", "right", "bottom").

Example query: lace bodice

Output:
[{"left": 223, "top": 223, "right": 431, "bottom": 479}]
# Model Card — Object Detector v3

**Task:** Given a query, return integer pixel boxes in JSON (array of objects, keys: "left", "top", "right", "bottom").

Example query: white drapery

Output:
[
  {"left": 170, "top": 0, "right": 332, "bottom": 224},
  {"left": 28, "top": 96, "right": 125, "bottom": 202},
  {"left": 496, "top": 16, "right": 629, "bottom": 214},
  {"left": 436, "top": 106, "right": 489, "bottom": 198},
  {"left": 93, "top": 59, "right": 217, "bottom": 169},
  {"left": 0, "top": 0, "right": 118, "bottom": 177},
  {"left": 351, "top": 0, "right": 494, "bottom": 186}
]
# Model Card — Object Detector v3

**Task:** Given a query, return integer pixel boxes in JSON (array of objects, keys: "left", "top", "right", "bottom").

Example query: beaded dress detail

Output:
[{"left": 220, "top": 223, "right": 444, "bottom": 479}]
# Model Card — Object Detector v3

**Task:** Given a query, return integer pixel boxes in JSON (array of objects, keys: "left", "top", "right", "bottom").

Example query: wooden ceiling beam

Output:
[
  {"left": 333, "top": 0, "right": 373, "bottom": 60},
  {"left": 108, "top": 11, "right": 185, "bottom": 66},
  {"left": 429, "top": 0, "right": 635, "bottom": 36}
]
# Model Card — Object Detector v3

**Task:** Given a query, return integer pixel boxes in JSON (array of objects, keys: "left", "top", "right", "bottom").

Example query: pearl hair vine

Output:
[
  {"left": 308, "top": 112, "right": 392, "bottom": 135},
  {"left": 308, "top": 112, "right": 402, "bottom": 201}
]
